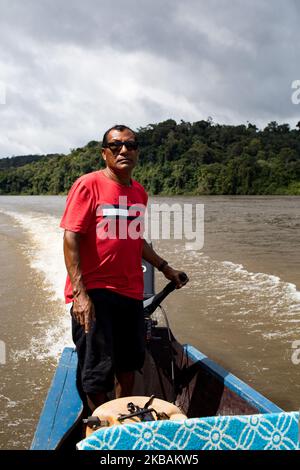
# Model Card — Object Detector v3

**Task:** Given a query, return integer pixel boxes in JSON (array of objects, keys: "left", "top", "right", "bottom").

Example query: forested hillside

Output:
[
  {"left": 1, "top": 119, "right": 300, "bottom": 195},
  {"left": 0, "top": 153, "right": 59, "bottom": 170}
]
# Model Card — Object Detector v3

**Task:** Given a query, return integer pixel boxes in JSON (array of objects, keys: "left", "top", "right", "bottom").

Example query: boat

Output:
[{"left": 31, "top": 260, "right": 300, "bottom": 451}]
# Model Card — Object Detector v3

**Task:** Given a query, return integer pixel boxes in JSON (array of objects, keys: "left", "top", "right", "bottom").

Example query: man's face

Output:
[{"left": 101, "top": 129, "right": 139, "bottom": 173}]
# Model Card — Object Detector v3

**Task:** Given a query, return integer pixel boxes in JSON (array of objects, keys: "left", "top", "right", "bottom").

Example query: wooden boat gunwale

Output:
[
  {"left": 183, "top": 344, "right": 282, "bottom": 415},
  {"left": 31, "top": 347, "right": 83, "bottom": 450}
]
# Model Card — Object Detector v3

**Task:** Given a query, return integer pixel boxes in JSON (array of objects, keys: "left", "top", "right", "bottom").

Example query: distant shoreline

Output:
[{"left": 1, "top": 120, "right": 300, "bottom": 196}]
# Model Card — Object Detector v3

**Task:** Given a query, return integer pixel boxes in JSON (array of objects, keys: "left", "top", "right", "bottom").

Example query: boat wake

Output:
[
  {"left": 2, "top": 208, "right": 300, "bottom": 362},
  {"left": 172, "top": 245, "right": 300, "bottom": 342},
  {"left": 0, "top": 209, "right": 72, "bottom": 362}
]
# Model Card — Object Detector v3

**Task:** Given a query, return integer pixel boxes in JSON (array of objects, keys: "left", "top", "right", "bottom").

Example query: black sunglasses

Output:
[{"left": 103, "top": 140, "right": 139, "bottom": 152}]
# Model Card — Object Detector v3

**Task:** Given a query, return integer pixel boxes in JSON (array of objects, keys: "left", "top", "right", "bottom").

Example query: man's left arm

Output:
[{"left": 142, "top": 240, "right": 189, "bottom": 289}]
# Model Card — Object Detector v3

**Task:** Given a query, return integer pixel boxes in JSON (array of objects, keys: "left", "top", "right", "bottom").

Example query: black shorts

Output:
[{"left": 71, "top": 288, "right": 145, "bottom": 394}]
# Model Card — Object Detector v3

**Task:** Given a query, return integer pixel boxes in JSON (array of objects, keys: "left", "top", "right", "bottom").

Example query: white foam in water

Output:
[
  {"left": 11, "top": 313, "right": 71, "bottom": 363},
  {"left": 2, "top": 210, "right": 66, "bottom": 302},
  {"left": 221, "top": 260, "right": 300, "bottom": 306},
  {"left": 180, "top": 246, "right": 300, "bottom": 340},
  {"left": 1, "top": 209, "right": 72, "bottom": 361},
  {"left": 222, "top": 261, "right": 245, "bottom": 273},
  {"left": 287, "top": 283, "right": 300, "bottom": 302}
]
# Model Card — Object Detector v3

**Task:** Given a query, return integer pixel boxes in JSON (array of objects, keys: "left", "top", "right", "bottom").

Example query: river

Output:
[{"left": 0, "top": 195, "right": 299, "bottom": 449}]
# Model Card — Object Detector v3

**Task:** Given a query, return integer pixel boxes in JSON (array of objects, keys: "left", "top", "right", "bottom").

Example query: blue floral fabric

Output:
[{"left": 77, "top": 411, "right": 300, "bottom": 450}]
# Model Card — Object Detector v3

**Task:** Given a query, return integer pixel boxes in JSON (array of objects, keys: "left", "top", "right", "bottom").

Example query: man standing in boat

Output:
[{"left": 60, "top": 124, "right": 188, "bottom": 412}]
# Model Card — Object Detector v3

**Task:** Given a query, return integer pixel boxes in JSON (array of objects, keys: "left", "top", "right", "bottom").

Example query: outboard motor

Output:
[{"left": 142, "top": 257, "right": 155, "bottom": 299}]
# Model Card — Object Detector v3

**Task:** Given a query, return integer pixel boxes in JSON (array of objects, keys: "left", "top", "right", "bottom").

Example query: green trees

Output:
[{"left": 0, "top": 119, "right": 299, "bottom": 195}]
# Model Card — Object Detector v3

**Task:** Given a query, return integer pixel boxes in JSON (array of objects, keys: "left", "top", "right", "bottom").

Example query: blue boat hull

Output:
[
  {"left": 31, "top": 334, "right": 289, "bottom": 450},
  {"left": 31, "top": 258, "right": 297, "bottom": 451}
]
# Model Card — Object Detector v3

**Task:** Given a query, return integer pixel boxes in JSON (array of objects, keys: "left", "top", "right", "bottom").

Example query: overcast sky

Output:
[{"left": 0, "top": 0, "right": 300, "bottom": 158}]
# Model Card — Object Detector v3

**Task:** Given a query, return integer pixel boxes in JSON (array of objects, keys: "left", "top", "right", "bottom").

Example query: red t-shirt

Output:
[{"left": 60, "top": 170, "right": 148, "bottom": 303}]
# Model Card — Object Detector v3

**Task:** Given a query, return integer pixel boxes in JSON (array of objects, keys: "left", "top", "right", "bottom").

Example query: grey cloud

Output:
[
  {"left": 0, "top": 0, "right": 176, "bottom": 53},
  {"left": 0, "top": 0, "right": 300, "bottom": 157}
]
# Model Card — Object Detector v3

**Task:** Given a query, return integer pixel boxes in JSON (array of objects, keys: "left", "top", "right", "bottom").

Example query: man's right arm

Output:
[{"left": 63, "top": 230, "right": 95, "bottom": 333}]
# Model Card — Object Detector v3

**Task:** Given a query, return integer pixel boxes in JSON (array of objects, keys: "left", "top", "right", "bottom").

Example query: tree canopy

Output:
[{"left": 1, "top": 119, "right": 300, "bottom": 195}]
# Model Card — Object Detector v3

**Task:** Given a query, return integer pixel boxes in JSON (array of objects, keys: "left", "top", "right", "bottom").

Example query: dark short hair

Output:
[{"left": 102, "top": 125, "right": 138, "bottom": 147}]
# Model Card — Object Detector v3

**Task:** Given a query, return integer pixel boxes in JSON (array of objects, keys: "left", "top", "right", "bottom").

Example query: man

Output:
[{"left": 60, "top": 124, "right": 188, "bottom": 412}]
